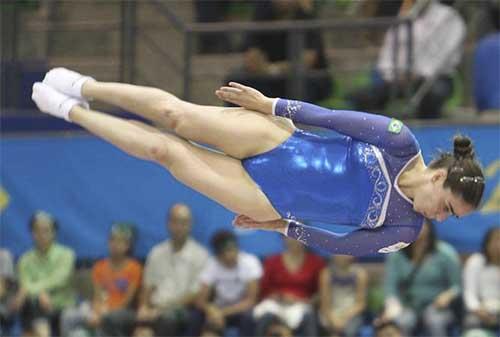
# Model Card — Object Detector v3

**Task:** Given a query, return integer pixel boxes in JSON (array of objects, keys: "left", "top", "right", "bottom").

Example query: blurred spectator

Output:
[
  {"left": 319, "top": 255, "right": 368, "bottom": 337},
  {"left": 348, "top": 0, "right": 466, "bottom": 118},
  {"left": 374, "top": 320, "right": 404, "bottom": 337},
  {"left": 194, "top": 230, "right": 261, "bottom": 336},
  {"left": 253, "top": 237, "right": 325, "bottom": 336},
  {"left": 13, "top": 211, "right": 75, "bottom": 337},
  {"left": 462, "top": 227, "right": 500, "bottom": 336},
  {"left": 473, "top": 33, "right": 500, "bottom": 112},
  {"left": 61, "top": 222, "right": 142, "bottom": 337},
  {"left": 194, "top": 0, "right": 232, "bottom": 54},
  {"left": 136, "top": 203, "right": 208, "bottom": 336},
  {"left": 225, "top": 0, "right": 333, "bottom": 103},
  {"left": 380, "top": 219, "right": 461, "bottom": 336},
  {"left": 0, "top": 248, "right": 17, "bottom": 335}
]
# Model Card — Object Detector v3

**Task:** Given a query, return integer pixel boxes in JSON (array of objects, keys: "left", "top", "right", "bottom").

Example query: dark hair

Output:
[
  {"left": 481, "top": 227, "right": 500, "bottom": 265},
  {"left": 428, "top": 135, "right": 484, "bottom": 208},
  {"left": 29, "top": 210, "right": 58, "bottom": 232},
  {"left": 374, "top": 320, "right": 402, "bottom": 336},
  {"left": 110, "top": 222, "right": 137, "bottom": 256},
  {"left": 210, "top": 230, "right": 237, "bottom": 255},
  {"left": 402, "top": 219, "right": 436, "bottom": 258}
]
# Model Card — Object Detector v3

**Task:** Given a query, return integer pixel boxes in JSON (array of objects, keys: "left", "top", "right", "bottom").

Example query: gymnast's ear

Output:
[{"left": 431, "top": 168, "right": 447, "bottom": 184}]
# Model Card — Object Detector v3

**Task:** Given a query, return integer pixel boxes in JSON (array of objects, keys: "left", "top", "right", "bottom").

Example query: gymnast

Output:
[{"left": 31, "top": 68, "right": 485, "bottom": 256}]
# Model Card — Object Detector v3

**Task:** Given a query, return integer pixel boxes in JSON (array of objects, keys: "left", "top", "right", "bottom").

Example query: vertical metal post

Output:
[
  {"left": 389, "top": 22, "right": 400, "bottom": 103},
  {"left": 121, "top": 0, "right": 136, "bottom": 83},
  {"left": 183, "top": 31, "right": 192, "bottom": 100},
  {"left": 405, "top": 19, "right": 413, "bottom": 102},
  {"left": 288, "top": 29, "right": 305, "bottom": 99}
]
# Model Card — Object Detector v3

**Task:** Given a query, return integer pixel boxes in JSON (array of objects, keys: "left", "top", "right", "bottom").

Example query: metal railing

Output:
[{"left": 145, "top": 0, "right": 415, "bottom": 103}]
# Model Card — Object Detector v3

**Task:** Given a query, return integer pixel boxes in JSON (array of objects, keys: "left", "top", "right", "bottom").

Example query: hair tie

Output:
[{"left": 460, "top": 176, "right": 484, "bottom": 184}]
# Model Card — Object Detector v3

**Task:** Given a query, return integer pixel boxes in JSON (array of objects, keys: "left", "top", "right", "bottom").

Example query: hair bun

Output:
[{"left": 453, "top": 135, "right": 474, "bottom": 159}]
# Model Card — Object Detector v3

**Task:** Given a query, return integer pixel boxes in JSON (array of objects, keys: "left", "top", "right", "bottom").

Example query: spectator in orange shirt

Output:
[
  {"left": 94, "top": 223, "right": 142, "bottom": 335},
  {"left": 61, "top": 223, "right": 142, "bottom": 336}
]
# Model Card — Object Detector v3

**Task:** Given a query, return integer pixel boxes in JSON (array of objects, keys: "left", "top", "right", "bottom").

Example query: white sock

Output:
[
  {"left": 42, "top": 67, "right": 95, "bottom": 100},
  {"left": 32, "top": 82, "right": 88, "bottom": 122}
]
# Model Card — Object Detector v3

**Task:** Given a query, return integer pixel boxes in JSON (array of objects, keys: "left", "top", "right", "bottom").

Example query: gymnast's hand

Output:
[
  {"left": 215, "top": 82, "right": 275, "bottom": 115},
  {"left": 233, "top": 214, "right": 287, "bottom": 233}
]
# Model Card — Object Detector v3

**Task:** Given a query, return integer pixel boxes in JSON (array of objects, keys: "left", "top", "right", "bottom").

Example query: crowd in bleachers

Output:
[{"left": 0, "top": 204, "right": 498, "bottom": 337}]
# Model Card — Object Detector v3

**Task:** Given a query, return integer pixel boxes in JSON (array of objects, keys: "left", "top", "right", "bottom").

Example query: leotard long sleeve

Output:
[{"left": 268, "top": 99, "right": 424, "bottom": 256}]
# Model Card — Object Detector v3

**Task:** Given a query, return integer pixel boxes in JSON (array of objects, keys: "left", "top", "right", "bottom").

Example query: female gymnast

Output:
[{"left": 31, "top": 68, "right": 485, "bottom": 256}]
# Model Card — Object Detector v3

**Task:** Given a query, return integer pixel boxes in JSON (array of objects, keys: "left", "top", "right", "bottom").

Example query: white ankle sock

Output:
[
  {"left": 42, "top": 67, "right": 95, "bottom": 100},
  {"left": 32, "top": 82, "right": 88, "bottom": 122}
]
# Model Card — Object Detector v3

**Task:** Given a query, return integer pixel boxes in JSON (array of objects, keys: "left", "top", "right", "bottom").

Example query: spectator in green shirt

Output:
[
  {"left": 11, "top": 211, "right": 76, "bottom": 337},
  {"left": 379, "top": 219, "right": 461, "bottom": 336}
]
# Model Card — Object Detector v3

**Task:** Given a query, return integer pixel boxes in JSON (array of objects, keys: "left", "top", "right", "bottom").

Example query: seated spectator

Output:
[
  {"left": 374, "top": 320, "right": 404, "bottom": 337},
  {"left": 12, "top": 211, "right": 76, "bottom": 337},
  {"left": 136, "top": 203, "right": 208, "bottom": 336},
  {"left": 473, "top": 33, "right": 500, "bottom": 112},
  {"left": 0, "top": 248, "right": 17, "bottom": 335},
  {"left": 380, "top": 219, "right": 461, "bottom": 336},
  {"left": 194, "top": 230, "right": 261, "bottom": 336},
  {"left": 253, "top": 237, "right": 325, "bottom": 336},
  {"left": 347, "top": 0, "right": 466, "bottom": 118},
  {"left": 319, "top": 255, "right": 368, "bottom": 337},
  {"left": 61, "top": 222, "right": 142, "bottom": 336},
  {"left": 225, "top": 0, "right": 333, "bottom": 103},
  {"left": 463, "top": 227, "right": 500, "bottom": 336},
  {"left": 194, "top": 0, "right": 232, "bottom": 54}
]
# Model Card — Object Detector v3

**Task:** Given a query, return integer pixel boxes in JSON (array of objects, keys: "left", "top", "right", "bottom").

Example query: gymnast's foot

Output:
[
  {"left": 31, "top": 82, "right": 88, "bottom": 122},
  {"left": 42, "top": 67, "right": 95, "bottom": 100}
]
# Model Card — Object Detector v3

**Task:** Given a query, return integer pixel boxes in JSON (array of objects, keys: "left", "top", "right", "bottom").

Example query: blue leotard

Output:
[{"left": 242, "top": 99, "right": 424, "bottom": 256}]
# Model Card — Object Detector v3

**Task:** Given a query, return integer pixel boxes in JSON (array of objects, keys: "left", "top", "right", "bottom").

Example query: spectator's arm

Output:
[
  {"left": 433, "top": 245, "right": 462, "bottom": 308},
  {"left": 220, "top": 279, "right": 259, "bottom": 317},
  {"left": 19, "top": 250, "right": 75, "bottom": 295},
  {"left": 120, "top": 264, "right": 142, "bottom": 309},
  {"left": 31, "top": 250, "right": 75, "bottom": 294},
  {"left": 195, "top": 283, "right": 213, "bottom": 312},
  {"left": 318, "top": 267, "right": 333, "bottom": 322},
  {"left": 463, "top": 254, "right": 481, "bottom": 311},
  {"left": 343, "top": 268, "right": 368, "bottom": 320}
]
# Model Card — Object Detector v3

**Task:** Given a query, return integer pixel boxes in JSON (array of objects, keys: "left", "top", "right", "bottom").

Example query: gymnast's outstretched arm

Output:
[
  {"left": 216, "top": 83, "right": 419, "bottom": 157},
  {"left": 233, "top": 215, "right": 421, "bottom": 256}
]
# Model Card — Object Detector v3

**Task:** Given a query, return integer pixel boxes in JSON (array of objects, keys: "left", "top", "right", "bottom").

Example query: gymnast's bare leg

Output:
[
  {"left": 31, "top": 83, "right": 281, "bottom": 221},
  {"left": 43, "top": 68, "right": 294, "bottom": 159}
]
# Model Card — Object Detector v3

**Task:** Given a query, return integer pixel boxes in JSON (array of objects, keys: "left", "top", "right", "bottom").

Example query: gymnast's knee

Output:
[
  {"left": 154, "top": 97, "right": 188, "bottom": 130},
  {"left": 147, "top": 139, "right": 172, "bottom": 165}
]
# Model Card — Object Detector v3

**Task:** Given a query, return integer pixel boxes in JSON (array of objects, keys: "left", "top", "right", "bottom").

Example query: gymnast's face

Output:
[{"left": 413, "top": 169, "right": 474, "bottom": 222}]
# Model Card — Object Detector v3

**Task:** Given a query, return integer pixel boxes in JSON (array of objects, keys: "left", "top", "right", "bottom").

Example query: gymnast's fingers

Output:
[
  {"left": 228, "top": 82, "right": 250, "bottom": 91},
  {"left": 215, "top": 90, "right": 240, "bottom": 104},
  {"left": 219, "top": 86, "right": 243, "bottom": 94}
]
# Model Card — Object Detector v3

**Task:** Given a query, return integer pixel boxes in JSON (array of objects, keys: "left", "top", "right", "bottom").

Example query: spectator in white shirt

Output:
[
  {"left": 348, "top": 0, "right": 465, "bottom": 119},
  {"left": 463, "top": 227, "right": 500, "bottom": 336},
  {"left": 136, "top": 203, "right": 209, "bottom": 337},
  {"left": 194, "top": 230, "right": 262, "bottom": 336}
]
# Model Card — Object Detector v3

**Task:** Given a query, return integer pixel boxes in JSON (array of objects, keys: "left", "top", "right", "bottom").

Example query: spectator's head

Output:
[
  {"left": 29, "top": 210, "right": 57, "bottom": 253},
  {"left": 283, "top": 236, "right": 305, "bottom": 255},
  {"left": 332, "top": 254, "right": 355, "bottom": 269},
  {"left": 109, "top": 222, "right": 135, "bottom": 258},
  {"left": 482, "top": 226, "right": 500, "bottom": 265},
  {"left": 374, "top": 320, "right": 403, "bottom": 337},
  {"left": 403, "top": 219, "right": 436, "bottom": 258},
  {"left": 417, "top": 135, "right": 484, "bottom": 222},
  {"left": 167, "top": 203, "right": 192, "bottom": 245},
  {"left": 211, "top": 230, "right": 239, "bottom": 268}
]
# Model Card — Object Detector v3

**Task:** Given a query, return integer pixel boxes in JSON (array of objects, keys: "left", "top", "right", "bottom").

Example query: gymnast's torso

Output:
[{"left": 242, "top": 99, "right": 425, "bottom": 256}]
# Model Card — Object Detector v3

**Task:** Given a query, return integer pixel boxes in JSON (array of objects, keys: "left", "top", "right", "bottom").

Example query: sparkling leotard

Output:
[{"left": 242, "top": 99, "right": 424, "bottom": 256}]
